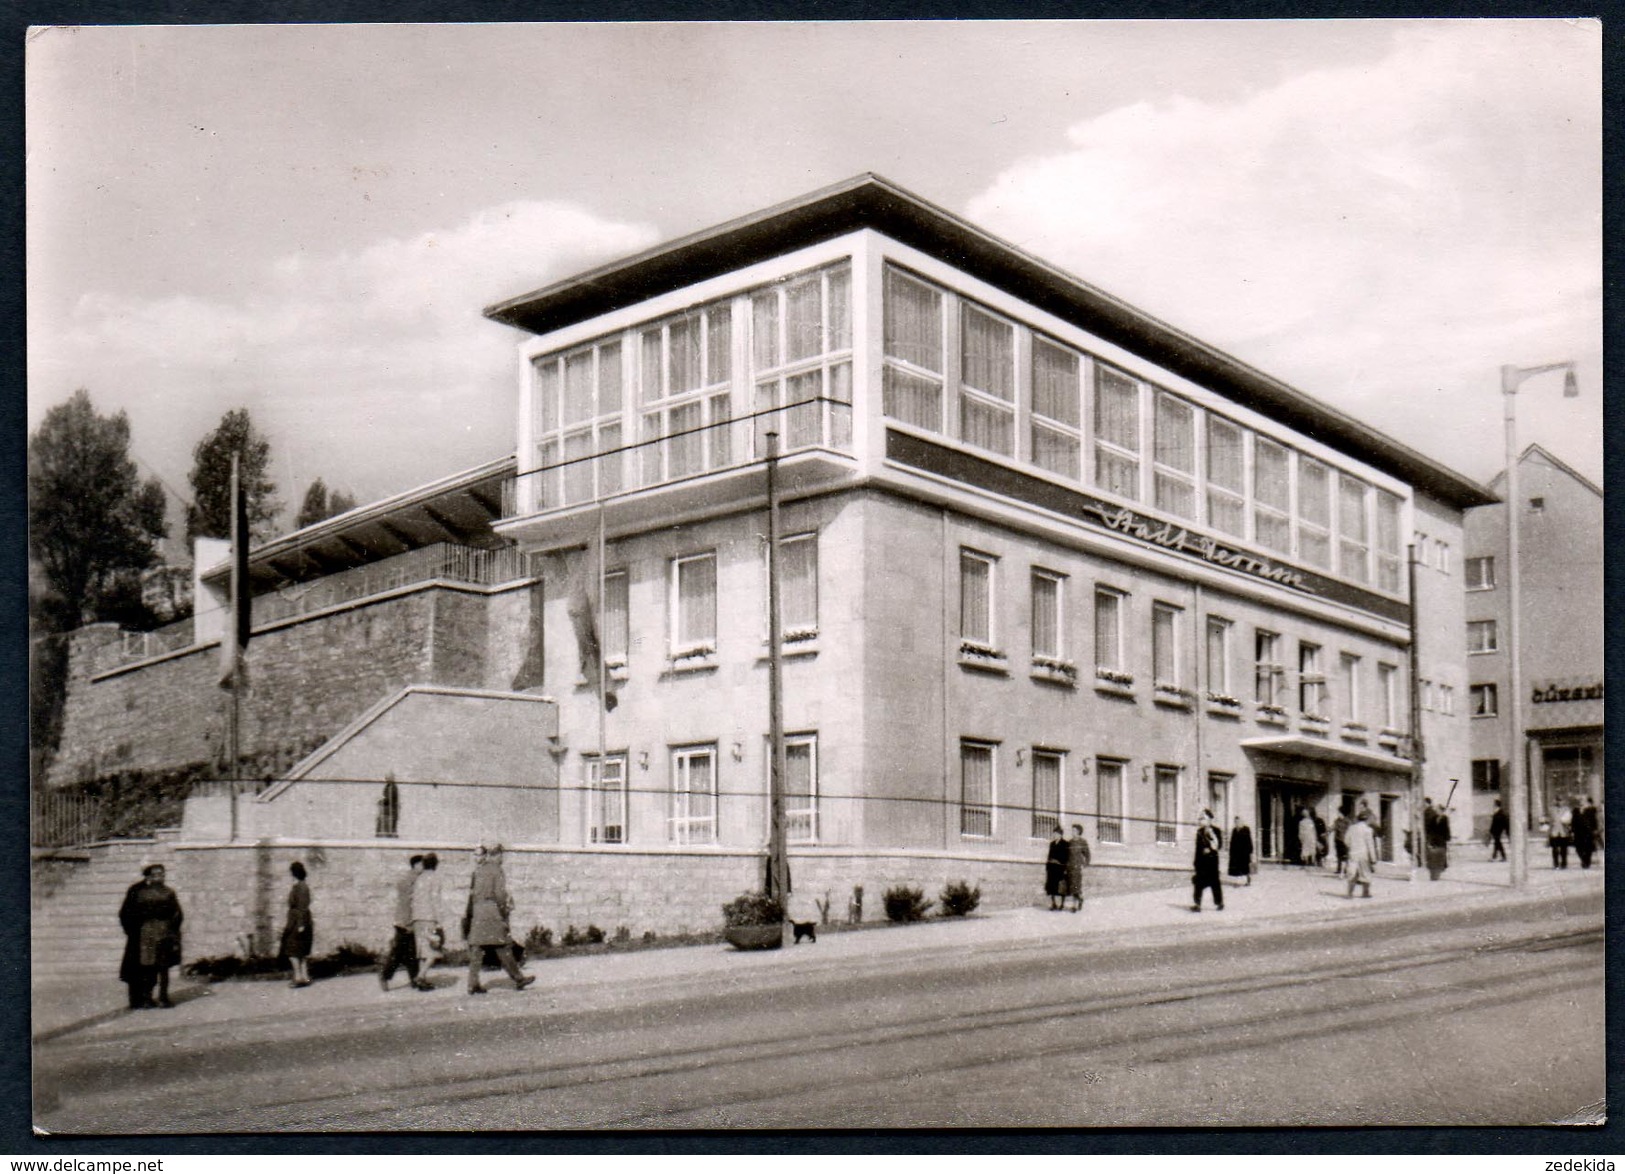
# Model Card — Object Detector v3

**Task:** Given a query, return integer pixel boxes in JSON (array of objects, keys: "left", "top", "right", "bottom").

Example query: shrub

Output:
[
  {"left": 938, "top": 880, "right": 982, "bottom": 917},
  {"left": 522, "top": 925, "right": 554, "bottom": 953},
  {"left": 614, "top": 926, "right": 631, "bottom": 943},
  {"left": 562, "top": 925, "right": 582, "bottom": 947},
  {"left": 722, "top": 891, "right": 784, "bottom": 927},
  {"left": 883, "top": 885, "right": 933, "bottom": 923},
  {"left": 585, "top": 925, "right": 606, "bottom": 944}
]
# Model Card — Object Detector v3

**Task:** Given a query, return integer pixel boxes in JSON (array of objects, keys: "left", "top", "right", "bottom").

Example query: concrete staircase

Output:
[{"left": 32, "top": 835, "right": 179, "bottom": 982}]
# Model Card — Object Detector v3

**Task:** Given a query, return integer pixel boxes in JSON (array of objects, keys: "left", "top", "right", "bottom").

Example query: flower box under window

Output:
[
  {"left": 1031, "top": 656, "right": 1078, "bottom": 686},
  {"left": 1256, "top": 703, "right": 1289, "bottom": 725},
  {"left": 1205, "top": 691, "right": 1242, "bottom": 714},
  {"left": 1154, "top": 682, "right": 1193, "bottom": 708},
  {"left": 958, "top": 641, "right": 1009, "bottom": 673}
]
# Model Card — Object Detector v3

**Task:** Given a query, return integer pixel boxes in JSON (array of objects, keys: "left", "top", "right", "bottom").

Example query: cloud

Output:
[
  {"left": 33, "top": 201, "right": 661, "bottom": 507},
  {"left": 965, "top": 26, "right": 1602, "bottom": 482}
]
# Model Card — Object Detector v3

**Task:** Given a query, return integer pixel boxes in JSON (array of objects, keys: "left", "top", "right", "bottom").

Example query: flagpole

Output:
[
  {"left": 227, "top": 452, "right": 242, "bottom": 841},
  {"left": 596, "top": 496, "right": 607, "bottom": 834},
  {"left": 765, "top": 431, "right": 788, "bottom": 917}
]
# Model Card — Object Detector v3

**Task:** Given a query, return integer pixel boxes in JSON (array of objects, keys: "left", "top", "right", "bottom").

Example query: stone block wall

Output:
[
  {"left": 48, "top": 584, "right": 532, "bottom": 788},
  {"left": 163, "top": 840, "right": 1178, "bottom": 963}
]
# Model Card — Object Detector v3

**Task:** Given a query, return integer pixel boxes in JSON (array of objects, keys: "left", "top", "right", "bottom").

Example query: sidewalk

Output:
[{"left": 33, "top": 848, "right": 1603, "bottom": 1045}]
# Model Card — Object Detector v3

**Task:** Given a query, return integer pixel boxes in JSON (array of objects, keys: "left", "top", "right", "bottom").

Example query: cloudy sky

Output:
[{"left": 27, "top": 20, "right": 1602, "bottom": 545}]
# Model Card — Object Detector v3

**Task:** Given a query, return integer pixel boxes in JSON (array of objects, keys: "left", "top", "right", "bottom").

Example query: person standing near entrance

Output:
[
  {"left": 1547, "top": 804, "right": 1571, "bottom": 869},
  {"left": 1423, "top": 798, "right": 1451, "bottom": 880},
  {"left": 1227, "top": 817, "right": 1254, "bottom": 886},
  {"left": 1297, "top": 809, "right": 1318, "bottom": 868},
  {"left": 463, "top": 845, "right": 534, "bottom": 994},
  {"left": 1488, "top": 800, "right": 1509, "bottom": 862},
  {"left": 1191, "top": 811, "right": 1224, "bottom": 912},
  {"left": 380, "top": 854, "right": 426, "bottom": 992},
  {"left": 118, "top": 863, "right": 183, "bottom": 1010},
  {"left": 1332, "top": 811, "right": 1350, "bottom": 876},
  {"left": 1345, "top": 810, "right": 1378, "bottom": 898},
  {"left": 1571, "top": 801, "right": 1595, "bottom": 869}
]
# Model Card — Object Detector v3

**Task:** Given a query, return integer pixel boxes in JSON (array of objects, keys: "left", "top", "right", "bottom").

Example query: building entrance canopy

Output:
[{"left": 1240, "top": 735, "right": 1412, "bottom": 774}]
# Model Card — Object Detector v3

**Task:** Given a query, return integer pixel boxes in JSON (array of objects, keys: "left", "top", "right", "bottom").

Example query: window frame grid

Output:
[
  {"left": 959, "top": 549, "right": 998, "bottom": 653},
  {"left": 668, "top": 744, "right": 719, "bottom": 845},
  {"left": 669, "top": 550, "right": 719, "bottom": 660},
  {"left": 585, "top": 753, "right": 629, "bottom": 845},
  {"left": 1096, "top": 757, "right": 1126, "bottom": 844},
  {"left": 1467, "top": 620, "right": 1500, "bottom": 654},
  {"left": 959, "top": 739, "right": 997, "bottom": 839},
  {"left": 751, "top": 262, "right": 854, "bottom": 459},
  {"left": 1030, "top": 748, "right": 1064, "bottom": 840},
  {"left": 1154, "top": 764, "right": 1181, "bottom": 845},
  {"left": 1030, "top": 568, "right": 1067, "bottom": 663}
]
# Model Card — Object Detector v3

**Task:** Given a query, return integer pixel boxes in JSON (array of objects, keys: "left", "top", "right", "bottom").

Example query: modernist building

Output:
[
  {"left": 44, "top": 175, "right": 1495, "bottom": 953},
  {"left": 1460, "top": 444, "right": 1603, "bottom": 838}
]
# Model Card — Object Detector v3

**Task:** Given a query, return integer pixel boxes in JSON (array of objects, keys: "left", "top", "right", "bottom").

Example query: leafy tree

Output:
[
  {"left": 28, "top": 389, "right": 169, "bottom": 629},
  {"left": 294, "top": 479, "right": 360, "bottom": 530},
  {"left": 185, "top": 408, "right": 280, "bottom": 544}
]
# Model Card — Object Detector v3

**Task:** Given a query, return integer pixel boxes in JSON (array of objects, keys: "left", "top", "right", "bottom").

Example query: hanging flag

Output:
[
  {"left": 218, "top": 454, "right": 252, "bottom": 690},
  {"left": 565, "top": 523, "right": 617, "bottom": 712}
]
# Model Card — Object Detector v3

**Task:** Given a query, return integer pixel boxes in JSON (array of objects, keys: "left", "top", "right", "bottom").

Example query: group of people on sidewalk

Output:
[
  {"left": 1540, "top": 799, "right": 1602, "bottom": 871},
  {"left": 1042, "top": 823, "right": 1092, "bottom": 911},
  {"left": 379, "top": 844, "right": 534, "bottom": 995}
]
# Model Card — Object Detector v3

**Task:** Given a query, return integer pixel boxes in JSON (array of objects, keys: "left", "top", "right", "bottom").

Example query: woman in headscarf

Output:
[
  {"left": 1043, "top": 826, "right": 1069, "bottom": 911},
  {"left": 118, "top": 863, "right": 183, "bottom": 1009},
  {"left": 281, "top": 860, "right": 314, "bottom": 988},
  {"left": 463, "top": 845, "right": 534, "bottom": 995}
]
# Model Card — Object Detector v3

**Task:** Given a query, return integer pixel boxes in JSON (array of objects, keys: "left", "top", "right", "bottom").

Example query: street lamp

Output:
[{"left": 1500, "top": 361, "right": 1579, "bottom": 888}]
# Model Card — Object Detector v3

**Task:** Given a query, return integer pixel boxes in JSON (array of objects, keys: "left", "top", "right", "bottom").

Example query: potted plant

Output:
[{"left": 722, "top": 891, "right": 784, "bottom": 950}]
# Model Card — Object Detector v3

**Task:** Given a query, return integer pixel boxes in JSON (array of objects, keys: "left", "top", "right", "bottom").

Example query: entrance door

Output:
[{"left": 1378, "top": 795, "right": 1396, "bottom": 863}]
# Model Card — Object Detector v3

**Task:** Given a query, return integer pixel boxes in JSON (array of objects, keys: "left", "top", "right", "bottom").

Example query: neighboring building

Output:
[
  {"left": 1461, "top": 444, "right": 1603, "bottom": 838},
  {"left": 44, "top": 174, "right": 1496, "bottom": 954}
]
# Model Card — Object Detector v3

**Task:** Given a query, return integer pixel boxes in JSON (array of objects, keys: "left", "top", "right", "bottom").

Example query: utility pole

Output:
[
  {"left": 1406, "top": 542, "right": 1425, "bottom": 876},
  {"left": 227, "top": 452, "right": 243, "bottom": 842},
  {"left": 765, "top": 431, "right": 789, "bottom": 921}
]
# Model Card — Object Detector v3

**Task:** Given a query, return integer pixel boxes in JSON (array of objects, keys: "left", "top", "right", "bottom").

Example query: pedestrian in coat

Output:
[
  {"left": 1571, "top": 802, "right": 1595, "bottom": 869},
  {"left": 1043, "top": 826, "right": 1069, "bottom": 910},
  {"left": 1548, "top": 805, "right": 1571, "bottom": 870},
  {"left": 412, "top": 852, "right": 445, "bottom": 971},
  {"left": 1423, "top": 798, "right": 1451, "bottom": 880},
  {"left": 281, "top": 861, "right": 313, "bottom": 988},
  {"left": 118, "top": 863, "right": 183, "bottom": 1010},
  {"left": 1488, "top": 800, "right": 1509, "bottom": 862},
  {"left": 1064, "top": 823, "right": 1091, "bottom": 911},
  {"left": 1191, "top": 811, "right": 1224, "bottom": 912},
  {"left": 1297, "top": 810, "right": 1318, "bottom": 867},
  {"left": 1583, "top": 801, "right": 1601, "bottom": 857},
  {"left": 380, "top": 855, "right": 427, "bottom": 992},
  {"left": 1345, "top": 811, "right": 1378, "bottom": 898},
  {"left": 1227, "top": 818, "right": 1254, "bottom": 885},
  {"left": 1332, "top": 812, "right": 1350, "bottom": 876},
  {"left": 463, "top": 845, "right": 534, "bottom": 994}
]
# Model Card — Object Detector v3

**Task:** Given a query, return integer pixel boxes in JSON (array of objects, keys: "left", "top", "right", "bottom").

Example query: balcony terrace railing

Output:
[{"left": 101, "top": 542, "right": 527, "bottom": 671}]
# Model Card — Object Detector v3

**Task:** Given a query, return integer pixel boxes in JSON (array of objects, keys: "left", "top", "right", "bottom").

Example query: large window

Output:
[
  {"left": 1472, "top": 758, "right": 1502, "bottom": 793},
  {"left": 882, "top": 268, "right": 944, "bottom": 432},
  {"left": 1154, "top": 765, "right": 1180, "bottom": 844},
  {"left": 1030, "top": 336, "right": 1082, "bottom": 479},
  {"left": 1153, "top": 392, "right": 1196, "bottom": 519},
  {"left": 640, "top": 303, "right": 733, "bottom": 484},
  {"left": 669, "top": 745, "right": 717, "bottom": 844},
  {"left": 959, "top": 303, "right": 1016, "bottom": 455},
  {"left": 960, "top": 550, "right": 997, "bottom": 651},
  {"left": 532, "top": 337, "right": 626, "bottom": 508},
  {"left": 1206, "top": 616, "right": 1233, "bottom": 696},
  {"left": 1467, "top": 620, "right": 1499, "bottom": 654},
  {"left": 960, "top": 740, "right": 995, "bottom": 838},
  {"left": 1378, "top": 662, "right": 1400, "bottom": 729},
  {"left": 1340, "top": 653, "right": 1361, "bottom": 724},
  {"left": 767, "top": 533, "right": 819, "bottom": 642},
  {"left": 1375, "top": 490, "right": 1403, "bottom": 592},
  {"left": 1253, "top": 439, "right": 1292, "bottom": 555},
  {"left": 603, "top": 570, "right": 629, "bottom": 665},
  {"left": 1031, "top": 749, "right": 1063, "bottom": 839},
  {"left": 1095, "top": 588, "right": 1126, "bottom": 677},
  {"left": 1465, "top": 556, "right": 1495, "bottom": 591},
  {"left": 671, "top": 552, "right": 718, "bottom": 659},
  {"left": 1470, "top": 683, "right": 1499, "bottom": 718},
  {"left": 1205, "top": 416, "right": 1246, "bottom": 537},
  {"left": 1094, "top": 365, "right": 1141, "bottom": 499},
  {"left": 1296, "top": 457, "right": 1332, "bottom": 570},
  {"left": 753, "top": 263, "right": 852, "bottom": 456},
  {"left": 586, "top": 754, "right": 628, "bottom": 845},
  {"left": 1299, "top": 642, "right": 1326, "bottom": 717},
  {"left": 784, "top": 734, "right": 819, "bottom": 843},
  {"left": 1338, "top": 474, "right": 1371, "bottom": 583},
  {"left": 1096, "top": 758, "right": 1125, "bottom": 843},
  {"left": 1031, "top": 569, "right": 1065, "bottom": 661},
  {"left": 1152, "top": 602, "right": 1182, "bottom": 691},
  {"left": 1255, "top": 630, "right": 1283, "bottom": 706}
]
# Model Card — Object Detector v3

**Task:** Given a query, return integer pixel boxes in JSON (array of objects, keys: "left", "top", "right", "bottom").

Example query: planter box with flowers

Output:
[
  {"left": 1205, "top": 691, "right": 1243, "bottom": 717},
  {"left": 1153, "top": 682, "right": 1194, "bottom": 709},
  {"left": 957, "top": 641, "right": 1009, "bottom": 674},
  {"left": 782, "top": 625, "right": 819, "bottom": 657},
  {"left": 721, "top": 891, "right": 784, "bottom": 951},
  {"left": 669, "top": 643, "right": 718, "bottom": 673},
  {"left": 1094, "top": 667, "right": 1135, "bottom": 698},
  {"left": 1030, "top": 656, "right": 1078, "bottom": 687},
  {"left": 1255, "top": 702, "right": 1290, "bottom": 726}
]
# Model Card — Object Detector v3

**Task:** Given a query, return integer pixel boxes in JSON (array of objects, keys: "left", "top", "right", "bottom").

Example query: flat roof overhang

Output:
[
  {"left": 1241, "top": 734, "right": 1413, "bottom": 775},
  {"left": 201, "top": 456, "right": 515, "bottom": 594},
  {"left": 485, "top": 173, "right": 1495, "bottom": 511}
]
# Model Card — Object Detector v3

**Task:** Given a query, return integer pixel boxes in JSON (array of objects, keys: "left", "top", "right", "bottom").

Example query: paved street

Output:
[{"left": 33, "top": 855, "right": 1604, "bottom": 1132}]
